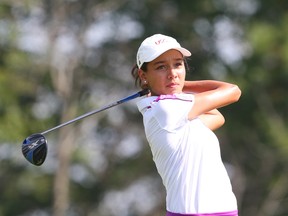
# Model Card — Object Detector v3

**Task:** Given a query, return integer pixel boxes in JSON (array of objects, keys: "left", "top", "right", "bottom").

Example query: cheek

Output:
[
  {"left": 148, "top": 76, "right": 162, "bottom": 86},
  {"left": 178, "top": 70, "right": 186, "bottom": 79},
  {"left": 146, "top": 74, "right": 165, "bottom": 89},
  {"left": 147, "top": 72, "right": 162, "bottom": 81}
]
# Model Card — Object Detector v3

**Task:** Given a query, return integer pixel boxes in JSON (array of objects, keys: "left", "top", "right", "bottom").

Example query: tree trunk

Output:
[
  {"left": 50, "top": 63, "right": 78, "bottom": 216},
  {"left": 53, "top": 108, "right": 77, "bottom": 216}
]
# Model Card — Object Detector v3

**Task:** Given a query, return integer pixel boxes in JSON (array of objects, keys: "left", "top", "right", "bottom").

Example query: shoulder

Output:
[
  {"left": 136, "top": 96, "right": 157, "bottom": 113},
  {"left": 137, "top": 94, "right": 194, "bottom": 112}
]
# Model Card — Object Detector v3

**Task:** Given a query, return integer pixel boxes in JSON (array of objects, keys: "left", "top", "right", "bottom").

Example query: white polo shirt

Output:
[{"left": 137, "top": 94, "right": 237, "bottom": 214}]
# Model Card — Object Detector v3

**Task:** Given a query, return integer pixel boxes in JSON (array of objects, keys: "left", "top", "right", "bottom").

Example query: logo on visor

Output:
[{"left": 155, "top": 39, "right": 167, "bottom": 45}]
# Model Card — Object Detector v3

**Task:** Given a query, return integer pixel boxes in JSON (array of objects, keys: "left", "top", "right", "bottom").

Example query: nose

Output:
[{"left": 167, "top": 67, "right": 178, "bottom": 79}]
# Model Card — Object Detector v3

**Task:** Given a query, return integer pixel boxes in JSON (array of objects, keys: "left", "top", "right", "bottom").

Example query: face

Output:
[{"left": 139, "top": 49, "right": 186, "bottom": 96}]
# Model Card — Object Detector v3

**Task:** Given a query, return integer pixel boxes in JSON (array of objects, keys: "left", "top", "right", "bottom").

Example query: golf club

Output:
[{"left": 22, "top": 89, "right": 150, "bottom": 166}]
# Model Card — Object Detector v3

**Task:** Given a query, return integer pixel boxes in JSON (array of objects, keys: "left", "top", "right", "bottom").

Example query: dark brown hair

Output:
[{"left": 131, "top": 62, "right": 148, "bottom": 89}]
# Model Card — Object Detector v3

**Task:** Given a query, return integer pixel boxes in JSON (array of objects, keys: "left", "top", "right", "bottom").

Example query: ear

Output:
[{"left": 138, "top": 69, "right": 147, "bottom": 81}]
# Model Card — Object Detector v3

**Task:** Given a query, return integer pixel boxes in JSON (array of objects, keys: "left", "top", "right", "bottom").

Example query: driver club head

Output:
[{"left": 22, "top": 134, "right": 47, "bottom": 166}]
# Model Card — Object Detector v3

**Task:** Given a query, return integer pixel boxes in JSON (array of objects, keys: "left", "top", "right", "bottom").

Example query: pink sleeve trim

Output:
[{"left": 153, "top": 94, "right": 194, "bottom": 102}]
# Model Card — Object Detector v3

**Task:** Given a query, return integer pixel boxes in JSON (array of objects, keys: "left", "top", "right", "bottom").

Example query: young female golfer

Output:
[{"left": 131, "top": 34, "right": 241, "bottom": 216}]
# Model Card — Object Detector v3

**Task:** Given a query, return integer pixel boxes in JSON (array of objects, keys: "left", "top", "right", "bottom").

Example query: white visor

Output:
[{"left": 136, "top": 34, "right": 191, "bottom": 68}]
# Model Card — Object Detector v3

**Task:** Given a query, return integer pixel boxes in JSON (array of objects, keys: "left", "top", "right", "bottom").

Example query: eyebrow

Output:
[{"left": 153, "top": 58, "right": 184, "bottom": 66}]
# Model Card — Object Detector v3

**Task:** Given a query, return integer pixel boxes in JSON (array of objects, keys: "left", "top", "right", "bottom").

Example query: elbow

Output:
[
  {"left": 214, "top": 114, "right": 225, "bottom": 131},
  {"left": 211, "top": 114, "right": 225, "bottom": 131},
  {"left": 231, "top": 85, "right": 242, "bottom": 103},
  {"left": 220, "top": 114, "right": 225, "bottom": 126},
  {"left": 218, "top": 112, "right": 225, "bottom": 128}
]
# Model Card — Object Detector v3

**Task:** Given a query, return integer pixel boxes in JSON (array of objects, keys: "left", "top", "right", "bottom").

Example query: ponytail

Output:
[{"left": 131, "top": 63, "right": 148, "bottom": 89}]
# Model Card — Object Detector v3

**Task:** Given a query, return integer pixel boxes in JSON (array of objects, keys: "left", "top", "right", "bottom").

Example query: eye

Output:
[
  {"left": 156, "top": 65, "right": 167, "bottom": 71},
  {"left": 175, "top": 61, "right": 184, "bottom": 68}
]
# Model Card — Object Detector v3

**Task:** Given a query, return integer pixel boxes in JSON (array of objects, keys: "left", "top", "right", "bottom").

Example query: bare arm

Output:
[
  {"left": 183, "top": 80, "right": 241, "bottom": 120},
  {"left": 199, "top": 109, "right": 225, "bottom": 131}
]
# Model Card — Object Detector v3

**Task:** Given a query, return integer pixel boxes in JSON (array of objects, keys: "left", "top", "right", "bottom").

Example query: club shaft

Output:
[{"left": 41, "top": 89, "right": 149, "bottom": 135}]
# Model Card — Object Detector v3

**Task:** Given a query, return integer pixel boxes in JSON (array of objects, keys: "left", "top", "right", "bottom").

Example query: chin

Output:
[
  {"left": 151, "top": 89, "right": 182, "bottom": 96},
  {"left": 169, "top": 88, "right": 182, "bottom": 94}
]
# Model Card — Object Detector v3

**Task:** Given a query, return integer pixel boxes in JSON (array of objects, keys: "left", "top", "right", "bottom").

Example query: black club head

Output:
[{"left": 22, "top": 134, "right": 47, "bottom": 166}]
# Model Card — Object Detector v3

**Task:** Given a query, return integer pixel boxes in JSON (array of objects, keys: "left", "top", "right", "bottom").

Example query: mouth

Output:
[{"left": 166, "top": 83, "right": 179, "bottom": 88}]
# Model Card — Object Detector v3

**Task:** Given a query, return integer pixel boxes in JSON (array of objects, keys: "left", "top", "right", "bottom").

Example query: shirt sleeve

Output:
[{"left": 149, "top": 94, "right": 195, "bottom": 132}]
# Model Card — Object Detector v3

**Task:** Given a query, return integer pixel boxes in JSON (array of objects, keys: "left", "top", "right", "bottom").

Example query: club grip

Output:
[{"left": 138, "top": 88, "right": 150, "bottom": 97}]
